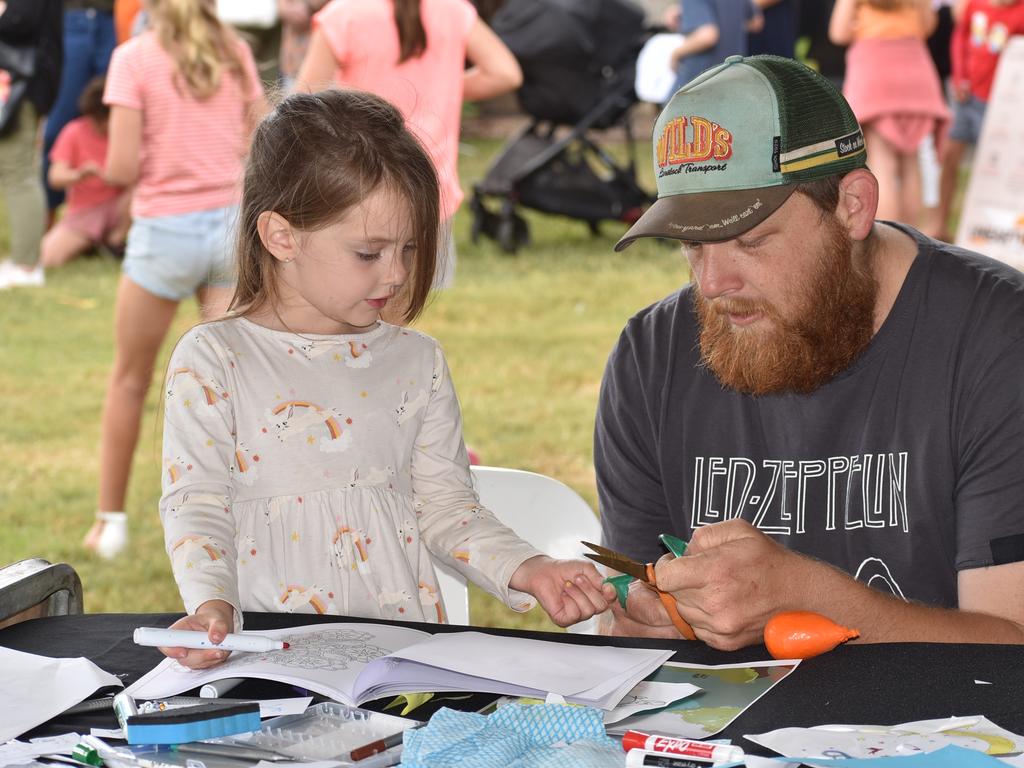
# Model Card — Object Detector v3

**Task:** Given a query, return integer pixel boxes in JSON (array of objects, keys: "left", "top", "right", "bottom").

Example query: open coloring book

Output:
[{"left": 127, "top": 623, "right": 674, "bottom": 710}]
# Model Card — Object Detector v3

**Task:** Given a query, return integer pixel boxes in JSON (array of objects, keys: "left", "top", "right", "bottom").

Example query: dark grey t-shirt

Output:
[{"left": 595, "top": 228, "right": 1024, "bottom": 608}]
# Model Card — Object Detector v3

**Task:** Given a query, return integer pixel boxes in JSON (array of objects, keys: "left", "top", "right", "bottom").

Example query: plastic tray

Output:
[{"left": 220, "top": 702, "right": 419, "bottom": 764}]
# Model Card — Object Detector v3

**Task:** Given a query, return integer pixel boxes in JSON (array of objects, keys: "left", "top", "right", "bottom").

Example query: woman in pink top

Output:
[
  {"left": 830, "top": 0, "right": 949, "bottom": 227},
  {"left": 294, "top": 0, "right": 521, "bottom": 290},
  {"left": 84, "top": 0, "right": 267, "bottom": 559}
]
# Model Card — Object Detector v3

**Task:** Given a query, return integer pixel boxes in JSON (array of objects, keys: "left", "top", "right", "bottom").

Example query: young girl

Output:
[
  {"left": 42, "top": 76, "right": 130, "bottom": 269},
  {"left": 294, "top": 0, "right": 522, "bottom": 290},
  {"left": 157, "top": 90, "right": 615, "bottom": 668},
  {"left": 830, "top": 0, "right": 949, "bottom": 226},
  {"left": 83, "top": 0, "right": 266, "bottom": 559}
]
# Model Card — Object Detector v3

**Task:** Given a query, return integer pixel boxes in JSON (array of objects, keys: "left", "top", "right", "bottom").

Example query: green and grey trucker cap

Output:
[{"left": 615, "top": 55, "right": 867, "bottom": 250}]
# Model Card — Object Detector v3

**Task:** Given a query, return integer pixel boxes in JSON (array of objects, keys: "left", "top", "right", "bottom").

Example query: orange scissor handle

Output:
[{"left": 645, "top": 562, "right": 696, "bottom": 640}]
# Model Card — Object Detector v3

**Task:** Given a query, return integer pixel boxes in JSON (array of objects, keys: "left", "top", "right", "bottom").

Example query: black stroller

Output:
[{"left": 470, "top": 0, "right": 655, "bottom": 253}]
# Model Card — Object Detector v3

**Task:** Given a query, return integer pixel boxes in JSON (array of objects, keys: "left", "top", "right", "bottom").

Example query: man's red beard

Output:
[{"left": 693, "top": 215, "right": 878, "bottom": 395}]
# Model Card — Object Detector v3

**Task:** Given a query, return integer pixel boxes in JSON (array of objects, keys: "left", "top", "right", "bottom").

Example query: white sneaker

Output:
[
  {"left": 89, "top": 512, "right": 129, "bottom": 559},
  {"left": 0, "top": 264, "right": 44, "bottom": 289}
]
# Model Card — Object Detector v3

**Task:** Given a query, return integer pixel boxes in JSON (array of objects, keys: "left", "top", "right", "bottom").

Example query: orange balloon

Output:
[{"left": 764, "top": 610, "right": 860, "bottom": 659}]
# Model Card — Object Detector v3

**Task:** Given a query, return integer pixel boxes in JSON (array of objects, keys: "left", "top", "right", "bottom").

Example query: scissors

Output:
[{"left": 582, "top": 539, "right": 697, "bottom": 640}]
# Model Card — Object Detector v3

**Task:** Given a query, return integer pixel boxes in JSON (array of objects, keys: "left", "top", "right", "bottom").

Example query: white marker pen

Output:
[{"left": 133, "top": 627, "right": 289, "bottom": 653}]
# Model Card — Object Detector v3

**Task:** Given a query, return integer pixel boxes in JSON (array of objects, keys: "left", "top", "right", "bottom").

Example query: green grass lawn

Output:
[{"left": 0, "top": 136, "right": 686, "bottom": 632}]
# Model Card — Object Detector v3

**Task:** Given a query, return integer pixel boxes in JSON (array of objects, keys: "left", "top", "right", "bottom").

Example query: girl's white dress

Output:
[{"left": 160, "top": 317, "right": 541, "bottom": 627}]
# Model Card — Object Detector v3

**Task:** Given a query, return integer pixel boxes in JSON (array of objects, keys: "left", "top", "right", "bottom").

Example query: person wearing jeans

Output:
[{"left": 42, "top": 0, "right": 116, "bottom": 218}]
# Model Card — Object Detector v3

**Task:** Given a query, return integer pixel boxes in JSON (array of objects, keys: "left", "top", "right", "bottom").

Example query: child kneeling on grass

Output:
[
  {"left": 157, "top": 89, "right": 615, "bottom": 668},
  {"left": 42, "top": 76, "right": 131, "bottom": 269}
]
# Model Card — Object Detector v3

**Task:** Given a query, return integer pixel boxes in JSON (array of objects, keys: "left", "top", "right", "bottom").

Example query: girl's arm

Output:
[
  {"left": 104, "top": 105, "right": 142, "bottom": 187},
  {"left": 294, "top": 28, "right": 337, "bottom": 92},
  {"left": 47, "top": 159, "right": 100, "bottom": 190},
  {"left": 463, "top": 17, "right": 523, "bottom": 102},
  {"left": 411, "top": 346, "right": 612, "bottom": 626},
  {"left": 829, "top": 0, "right": 858, "bottom": 45},
  {"left": 159, "top": 330, "right": 243, "bottom": 668}
]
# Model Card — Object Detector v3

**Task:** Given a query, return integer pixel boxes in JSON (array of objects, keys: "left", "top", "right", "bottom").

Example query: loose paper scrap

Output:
[
  {"left": 606, "top": 659, "right": 800, "bottom": 739},
  {"left": 0, "top": 733, "right": 83, "bottom": 766},
  {"left": 603, "top": 681, "right": 702, "bottom": 725},
  {"left": 795, "top": 743, "right": 1011, "bottom": 767},
  {"left": 0, "top": 646, "right": 122, "bottom": 742},
  {"left": 746, "top": 715, "right": 1024, "bottom": 762}
]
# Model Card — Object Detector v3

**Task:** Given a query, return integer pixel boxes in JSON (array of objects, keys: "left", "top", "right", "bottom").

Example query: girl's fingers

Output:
[{"left": 571, "top": 574, "right": 614, "bottom": 611}]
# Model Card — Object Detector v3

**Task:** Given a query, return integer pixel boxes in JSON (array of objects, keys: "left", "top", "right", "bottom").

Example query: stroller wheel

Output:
[
  {"left": 497, "top": 214, "right": 519, "bottom": 254},
  {"left": 470, "top": 193, "right": 486, "bottom": 245},
  {"left": 587, "top": 220, "right": 601, "bottom": 236}
]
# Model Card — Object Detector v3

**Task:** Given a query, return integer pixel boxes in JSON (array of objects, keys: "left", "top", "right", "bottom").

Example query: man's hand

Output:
[
  {"left": 654, "top": 519, "right": 811, "bottom": 650},
  {"left": 509, "top": 555, "right": 616, "bottom": 627},
  {"left": 160, "top": 600, "right": 235, "bottom": 669}
]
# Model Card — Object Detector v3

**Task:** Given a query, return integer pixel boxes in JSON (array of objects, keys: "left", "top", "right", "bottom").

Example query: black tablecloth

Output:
[{"left": 3, "top": 612, "right": 1023, "bottom": 754}]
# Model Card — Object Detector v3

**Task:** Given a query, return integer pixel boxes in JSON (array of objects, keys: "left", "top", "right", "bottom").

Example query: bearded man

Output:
[{"left": 596, "top": 55, "right": 1024, "bottom": 647}]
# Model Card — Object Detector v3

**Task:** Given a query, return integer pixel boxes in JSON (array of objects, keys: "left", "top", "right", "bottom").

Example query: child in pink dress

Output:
[{"left": 42, "top": 76, "right": 130, "bottom": 268}]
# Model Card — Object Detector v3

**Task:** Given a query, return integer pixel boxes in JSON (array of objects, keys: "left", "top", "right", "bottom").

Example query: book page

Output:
[{"left": 126, "top": 623, "right": 432, "bottom": 705}]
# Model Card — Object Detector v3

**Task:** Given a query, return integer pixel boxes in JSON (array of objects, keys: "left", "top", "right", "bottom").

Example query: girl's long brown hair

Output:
[
  {"left": 149, "top": 0, "right": 244, "bottom": 99},
  {"left": 394, "top": 0, "right": 427, "bottom": 63},
  {"left": 229, "top": 89, "right": 439, "bottom": 324}
]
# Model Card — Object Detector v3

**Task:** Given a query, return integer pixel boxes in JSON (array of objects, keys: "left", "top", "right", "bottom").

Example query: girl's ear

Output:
[{"left": 257, "top": 211, "right": 298, "bottom": 264}]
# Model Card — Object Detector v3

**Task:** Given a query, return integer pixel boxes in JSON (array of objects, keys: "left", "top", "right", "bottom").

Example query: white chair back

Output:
[{"left": 432, "top": 465, "right": 602, "bottom": 633}]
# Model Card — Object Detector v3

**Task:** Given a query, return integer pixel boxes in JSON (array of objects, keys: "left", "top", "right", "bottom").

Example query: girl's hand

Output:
[
  {"left": 510, "top": 555, "right": 617, "bottom": 627},
  {"left": 159, "top": 600, "right": 235, "bottom": 669}
]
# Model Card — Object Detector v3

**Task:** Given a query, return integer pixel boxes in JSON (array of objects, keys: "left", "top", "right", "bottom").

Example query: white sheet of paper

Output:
[
  {"left": 381, "top": 631, "right": 673, "bottom": 708},
  {"left": 602, "top": 681, "right": 701, "bottom": 725},
  {"left": 0, "top": 646, "right": 122, "bottom": 742},
  {"left": 746, "top": 715, "right": 1024, "bottom": 760},
  {"left": 0, "top": 733, "right": 83, "bottom": 765}
]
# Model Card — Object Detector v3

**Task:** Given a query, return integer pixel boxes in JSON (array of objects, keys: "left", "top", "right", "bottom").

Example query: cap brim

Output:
[{"left": 615, "top": 185, "right": 798, "bottom": 250}]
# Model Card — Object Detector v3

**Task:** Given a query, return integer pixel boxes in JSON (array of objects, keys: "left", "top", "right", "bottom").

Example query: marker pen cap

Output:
[
  {"left": 112, "top": 691, "right": 138, "bottom": 731},
  {"left": 625, "top": 748, "right": 717, "bottom": 768},
  {"left": 200, "top": 677, "right": 243, "bottom": 698}
]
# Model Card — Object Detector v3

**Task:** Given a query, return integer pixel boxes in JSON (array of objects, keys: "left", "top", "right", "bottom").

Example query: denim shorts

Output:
[
  {"left": 948, "top": 94, "right": 987, "bottom": 145},
  {"left": 122, "top": 205, "right": 237, "bottom": 300}
]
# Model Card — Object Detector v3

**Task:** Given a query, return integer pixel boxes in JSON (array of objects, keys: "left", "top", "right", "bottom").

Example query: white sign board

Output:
[{"left": 955, "top": 35, "right": 1024, "bottom": 271}]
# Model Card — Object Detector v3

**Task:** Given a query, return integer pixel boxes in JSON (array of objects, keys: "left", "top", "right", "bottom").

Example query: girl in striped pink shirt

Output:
[{"left": 85, "top": 0, "right": 267, "bottom": 559}]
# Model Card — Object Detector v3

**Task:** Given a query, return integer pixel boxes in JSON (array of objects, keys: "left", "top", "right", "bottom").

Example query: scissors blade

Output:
[
  {"left": 581, "top": 540, "right": 621, "bottom": 558},
  {"left": 583, "top": 551, "right": 649, "bottom": 582}
]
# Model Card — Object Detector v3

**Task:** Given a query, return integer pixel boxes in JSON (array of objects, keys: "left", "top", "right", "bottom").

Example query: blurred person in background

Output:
[
  {"left": 41, "top": 75, "right": 129, "bottom": 269},
  {"left": 831, "top": 0, "right": 949, "bottom": 226},
  {"left": 934, "top": 0, "right": 1024, "bottom": 241},
  {"left": 666, "top": 0, "right": 763, "bottom": 99},
  {"left": 41, "top": 0, "right": 116, "bottom": 229},
  {"left": 84, "top": 0, "right": 266, "bottom": 559},
  {"left": 114, "top": 0, "right": 143, "bottom": 41},
  {"left": 216, "top": 0, "right": 280, "bottom": 87},
  {"left": 748, "top": 0, "right": 798, "bottom": 58},
  {"left": 0, "top": 0, "right": 62, "bottom": 289},
  {"left": 277, "top": 0, "right": 326, "bottom": 91},
  {"left": 800, "top": 0, "right": 846, "bottom": 90},
  {"left": 294, "top": 0, "right": 522, "bottom": 292}
]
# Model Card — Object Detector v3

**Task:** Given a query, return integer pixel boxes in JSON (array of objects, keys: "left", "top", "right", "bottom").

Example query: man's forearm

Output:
[{"left": 798, "top": 559, "right": 1024, "bottom": 644}]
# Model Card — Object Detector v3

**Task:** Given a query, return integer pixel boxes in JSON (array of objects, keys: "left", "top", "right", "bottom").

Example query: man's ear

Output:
[
  {"left": 257, "top": 211, "right": 298, "bottom": 263},
  {"left": 835, "top": 169, "right": 879, "bottom": 242}
]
